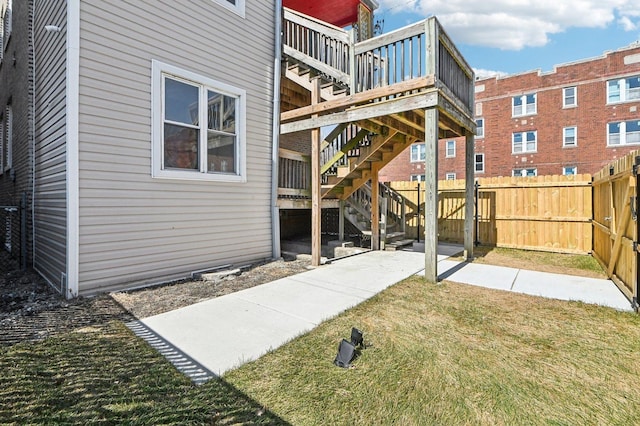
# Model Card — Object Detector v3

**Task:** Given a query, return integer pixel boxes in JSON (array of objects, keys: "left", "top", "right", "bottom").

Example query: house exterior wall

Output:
[
  {"left": 33, "top": 0, "right": 68, "bottom": 290},
  {"left": 74, "top": 0, "right": 277, "bottom": 294},
  {"left": 380, "top": 44, "right": 640, "bottom": 181},
  {"left": 0, "top": 0, "right": 35, "bottom": 267}
]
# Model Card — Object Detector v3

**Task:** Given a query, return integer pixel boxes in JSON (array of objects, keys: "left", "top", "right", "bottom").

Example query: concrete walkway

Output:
[{"left": 128, "top": 246, "right": 632, "bottom": 383}]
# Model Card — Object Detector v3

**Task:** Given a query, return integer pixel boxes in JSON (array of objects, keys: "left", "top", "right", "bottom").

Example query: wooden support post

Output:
[
  {"left": 339, "top": 199, "right": 345, "bottom": 241},
  {"left": 311, "top": 78, "right": 322, "bottom": 266},
  {"left": 424, "top": 108, "right": 439, "bottom": 282},
  {"left": 371, "top": 163, "right": 381, "bottom": 250},
  {"left": 464, "top": 131, "right": 474, "bottom": 260}
]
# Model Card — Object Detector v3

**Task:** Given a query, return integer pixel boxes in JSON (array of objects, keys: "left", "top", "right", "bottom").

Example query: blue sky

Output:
[{"left": 376, "top": 0, "right": 640, "bottom": 78}]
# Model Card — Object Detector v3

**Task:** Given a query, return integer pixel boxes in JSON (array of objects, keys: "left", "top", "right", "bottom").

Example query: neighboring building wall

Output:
[
  {"left": 75, "top": 0, "right": 277, "bottom": 294},
  {"left": 380, "top": 44, "right": 640, "bottom": 180},
  {"left": 33, "top": 0, "right": 67, "bottom": 290},
  {"left": 0, "top": 0, "right": 35, "bottom": 264}
]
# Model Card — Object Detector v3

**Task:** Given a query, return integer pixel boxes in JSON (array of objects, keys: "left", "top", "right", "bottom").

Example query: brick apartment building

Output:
[{"left": 380, "top": 43, "right": 640, "bottom": 181}]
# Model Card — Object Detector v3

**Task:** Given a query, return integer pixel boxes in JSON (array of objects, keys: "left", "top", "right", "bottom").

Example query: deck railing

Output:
[
  {"left": 283, "top": 8, "right": 475, "bottom": 113},
  {"left": 278, "top": 148, "right": 310, "bottom": 198}
]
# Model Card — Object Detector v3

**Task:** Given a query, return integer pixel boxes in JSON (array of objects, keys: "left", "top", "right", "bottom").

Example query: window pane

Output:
[
  {"left": 207, "top": 132, "right": 236, "bottom": 173},
  {"left": 165, "top": 78, "right": 199, "bottom": 125},
  {"left": 164, "top": 124, "right": 199, "bottom": 169},
  {"left": 513, "top": 133, "right": 523, "bottom": 152},
  {"left": 207, "top": 91, "right": 236, "bottom": 133},
  {"left": 608, "top": 80, "right": 621, "bottom": 102}
]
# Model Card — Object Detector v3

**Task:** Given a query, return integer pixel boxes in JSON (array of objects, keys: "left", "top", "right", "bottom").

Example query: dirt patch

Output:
[
  {"left": 112, "top": 256, "right": 312, "bottom": 319},
  {"left": 0, "top": 256, "right": 312, "bottom": 347}
]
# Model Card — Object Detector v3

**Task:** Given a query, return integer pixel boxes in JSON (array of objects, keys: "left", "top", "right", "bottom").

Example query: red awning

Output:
[{"left": 283, "top": 0, "right": 364, "bottom": 28}]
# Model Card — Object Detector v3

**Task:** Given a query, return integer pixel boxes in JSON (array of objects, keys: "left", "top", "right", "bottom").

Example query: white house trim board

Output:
[{"left": 66, "top": 0, "right": 80, "bottom": 298}]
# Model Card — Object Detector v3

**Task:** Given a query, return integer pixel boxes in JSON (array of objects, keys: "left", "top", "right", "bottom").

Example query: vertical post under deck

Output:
[
  {"left": 464, "top": 131, "right": 474, "bottom": 260},
  {"left": 371, "top": 163, "right": 380, "bottom": 250},
  {"left": 339, "top": 199, "right": 345, "bottom": 242},
  {"left": 424, "top": 108, "right": 439, "bottom": 282},
  {"left": 311, "top": 78, "right": 322, "bottom": 266}
]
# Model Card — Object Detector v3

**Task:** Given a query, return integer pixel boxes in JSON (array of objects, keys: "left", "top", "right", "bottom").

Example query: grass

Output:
[
  {"left": 464, "top": 246, "right": 606, "bottom": 277},
  {"left": 225, "top": 277, "right": 640, "bottom": 425},
  {"left": 2, "top": 270, "right": 638, "bottom": 424}
]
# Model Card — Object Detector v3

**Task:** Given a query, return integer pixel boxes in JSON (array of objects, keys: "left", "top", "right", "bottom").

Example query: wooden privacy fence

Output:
[
  {"left": 592, "top": 151, "right": 640, "bottom": 307},
  {"left": 389, "top": 174, "right": 593, "bottom": 254}
]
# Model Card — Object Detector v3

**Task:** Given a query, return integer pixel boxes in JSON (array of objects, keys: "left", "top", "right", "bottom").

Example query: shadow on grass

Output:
[{"left": 0, "top": 320, "right": 291, "bottom": 424}]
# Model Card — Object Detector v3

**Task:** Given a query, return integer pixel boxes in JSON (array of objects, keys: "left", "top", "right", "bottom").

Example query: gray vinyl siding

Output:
[
  {"left": 33, "top": 0, "right": 67, "bottom": 291},
  {"left": 76, "top": 0, "right": 276, "bottom": 293}
]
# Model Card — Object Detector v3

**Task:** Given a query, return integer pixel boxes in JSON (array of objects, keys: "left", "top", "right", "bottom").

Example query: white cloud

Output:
[
  {"left": 474, "top": 68, "right": 509, "bottom": 79},
  {"left": 377, "top": 0, "right": 638, "bottom": 50}
]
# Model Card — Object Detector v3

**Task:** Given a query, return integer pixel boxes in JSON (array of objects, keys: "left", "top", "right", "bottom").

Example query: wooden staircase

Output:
[{"left": 277, "top": 6, "right": 476, "bottom": 265}]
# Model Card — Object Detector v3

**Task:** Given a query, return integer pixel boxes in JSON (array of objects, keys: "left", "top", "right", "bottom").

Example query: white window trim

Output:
[
  {"left": 512, "top": 131, "right": 537, "bottom": 154},
  {"left": 512, "top": 93, "right": 537, "bottom": 117},
  {"left": 445, "top": 140, "right": 456, "bottom": 158},
  {"left": 563, "top": 86, "right": 577, "bottom": 108},
  {"left": 410, "top": 143, "right": 425, "bottom": 163},
  {"left": 410, "top": 174, "right": 425, "bottom": 182},
  {"left": 475, "top": 153, "right": 484, "bottom": 174},
  {"left": 563, "top": 126, "right": 577, "bottom": 147},
  {"left": 475, "top": 118, "right": 484, "bottom": 139},
  {"left": 445, "top": 173, "right": 456, "bottom": 180},
  {"left": 213, "top": 0, "right": 245, "bottom": 18},
  {"left": 152, "top": 60, "right": 247, "bottom": 182},
  {"left": 563, "top": 166, "right": 577, "bottom": 176}
]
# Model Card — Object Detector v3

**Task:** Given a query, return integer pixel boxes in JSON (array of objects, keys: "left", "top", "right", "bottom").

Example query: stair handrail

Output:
[{"left": 283, "top": 8, "right": 351, "bottom": 87}]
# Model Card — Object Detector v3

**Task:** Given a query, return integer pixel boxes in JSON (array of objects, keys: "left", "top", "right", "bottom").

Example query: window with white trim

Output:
[
  {"left": 513, "top": 168, "right": 537, "bottom": 177},
  {"left": 213, "top": 0, "right": 245, "bottom": 17},
  {"left": 410, "top": 174, "right": 425, "bottom": 182},
  {"left": 512, "top": 131, "right": 537, "bottom": 153},
  {"left": 152, "top": 61, "right": 246, "bottom": 181},
  {"left": 563, "top": 126, "right": 576, "bottom": 147},
  {"left": 563, "top": 166, "right": 577, "bottom": 175},
  {"left": 608, "top": 120, "right": 640, "bottom": 146},
  {"left": 445, "top": 140, "right": 455, "bottom": 158},
  {"left": 475, "top": 153, "right": 484, "bottom": 173},
  {"left": 445, "top": 173, "right": 456, "bottom": 180},
  {"left": 512, "top": 93, "right": 536, "bottom": 117},
  {"left": 607, "top": 76, "right": 640, "bottom": 103},
  {"left": 410, "top": 143, "right": 425, "bottom": 162},
  {"left": 563, "top": 86, "right": 576, "bottom": 108},
  {"left": 475, "top": 118, "right": 484, "bottom": 138}
]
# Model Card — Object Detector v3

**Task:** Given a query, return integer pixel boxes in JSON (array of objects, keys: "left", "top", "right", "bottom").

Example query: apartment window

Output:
[
  {"left": 213, "top": 0, "right": 245, "bottom": 17},
  {"left": 563, "top": 126, "right": 577, "bottom": 147},
  {"left": 563, "top": 86, "right": 576, "bottom": 107},
  {"left": 152, "top": 61, "right": 246, "bottom": 182},
  {"left": 607, "top": 75, "right": 640, "bottom": 103},
  {"left": 410, "top": 143, "right": 425, "bottom": 162},
  {"left": 475, "top": 118, "right": 484, "bottom": 138},
  {"left": 410, "top": 174, "right": 425, "bottom": 182},
  {"left": 512, "top": 93, "right": 536, "bottom": 117},
  {"left": 513, "top": 168, "right": 537, "bottom": 177},
  {"left": 512, "top": 131, "right": 537, "bottom": 154},
  {"left": 445, "top": 173, "right": 456, "bottom": 180},
  {"left": 563, "top": 166, "right": 577, "bottom": 175},
  {"left": 445, "top": 140, "right": 456, "bottom": 158},
  {"left": 475, "top": 153, "right": 485, "bottom": 173},
  {"left": 608, "top": 120, "right": 640, "bottom": 146}
]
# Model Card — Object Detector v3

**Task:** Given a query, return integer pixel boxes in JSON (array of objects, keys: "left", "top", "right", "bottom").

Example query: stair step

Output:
[{"left": 384, "top": 239, "right": 415, "bottom": 251}]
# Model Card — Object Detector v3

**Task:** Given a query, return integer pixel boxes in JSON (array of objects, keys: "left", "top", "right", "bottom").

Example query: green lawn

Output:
[{"left": 2, "top": 277, "right": 639, "bottom": 425}]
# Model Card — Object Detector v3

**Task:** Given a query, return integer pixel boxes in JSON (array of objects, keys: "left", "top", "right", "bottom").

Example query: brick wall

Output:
[{"left": 380, "top": 44, "right": 640, "bottom": 180}]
